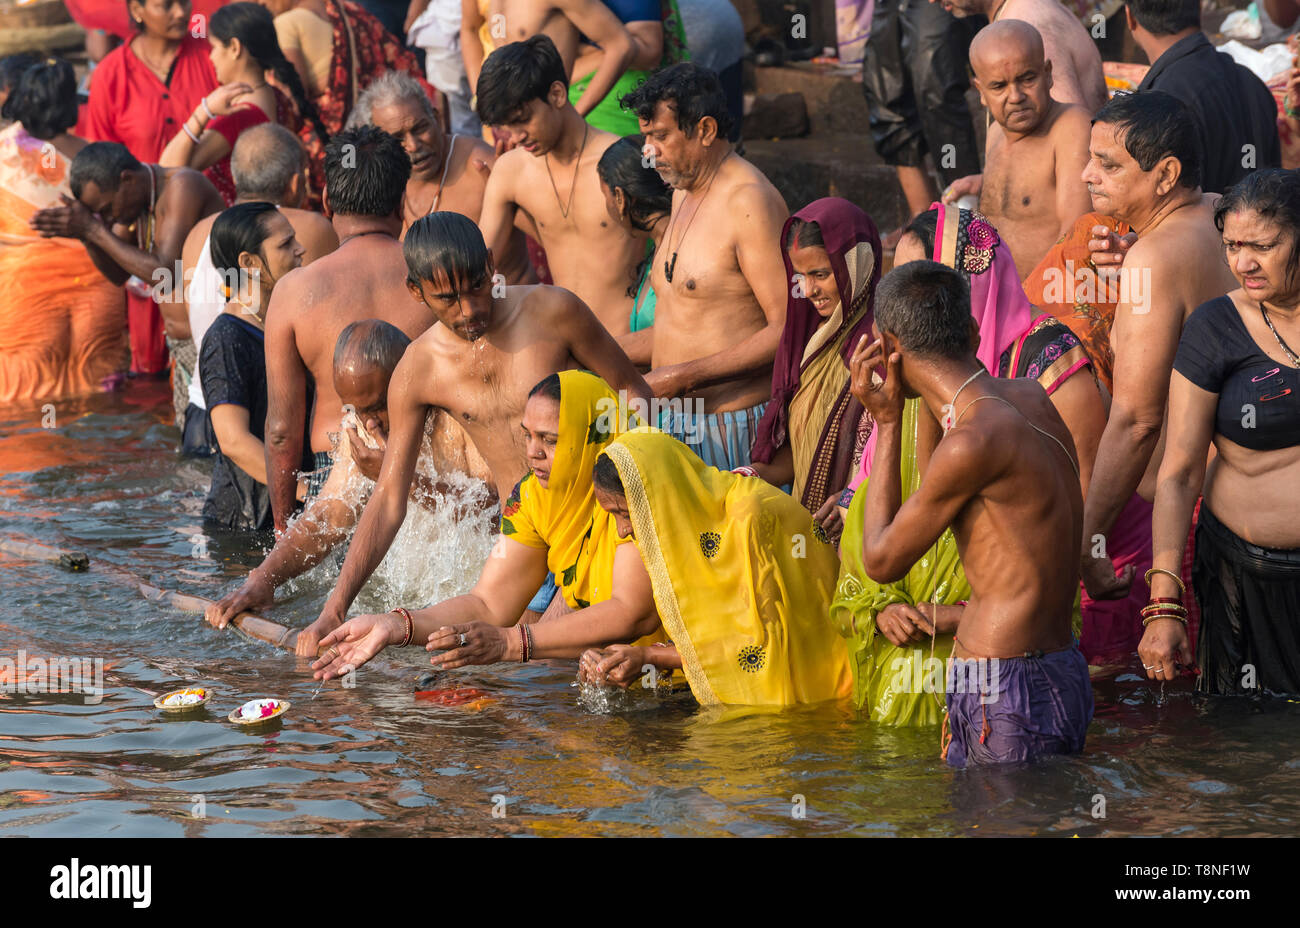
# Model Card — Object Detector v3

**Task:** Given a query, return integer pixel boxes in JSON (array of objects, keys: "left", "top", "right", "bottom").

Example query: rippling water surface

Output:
[{"left": 2, "top": 384, "right": 1299, "bottom": 837}]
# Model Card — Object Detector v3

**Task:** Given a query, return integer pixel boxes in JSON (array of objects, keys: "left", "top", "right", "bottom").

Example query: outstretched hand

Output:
[
  {"left": 426, "top": 622, "right": 510, "bottom": 669},
  {"left": 849, "top": 335, "right": 903, "bottom": 425},
  {"left": 310, "top": 611, "right": 400, "bottom": 678},
  {"left": 204, "top": 571, "right": 273, "bottom": 629}
]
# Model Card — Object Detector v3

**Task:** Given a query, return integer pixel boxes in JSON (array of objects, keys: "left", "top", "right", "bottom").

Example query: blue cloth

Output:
[
  {"left": 305, "top": 450, "right": 333, "bottom": 499},
  {"left": 527, "top": 571, "right": 559, "bottom": 613},
  {"left": 658, "top": 400, "right": 767, "bottom": 471},
  {"left": 944, "top": 642, "right": 1093, "bottom": 768}
]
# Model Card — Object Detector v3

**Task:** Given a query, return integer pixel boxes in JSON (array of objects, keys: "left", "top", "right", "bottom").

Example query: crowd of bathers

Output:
[{"left": 3, "top": 0, "right": 1299, "bottom": 768}]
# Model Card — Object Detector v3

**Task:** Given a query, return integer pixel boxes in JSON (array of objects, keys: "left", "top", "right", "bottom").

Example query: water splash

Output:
[{"left": 281, "top": 446, "right": 498, "bottom": 614}]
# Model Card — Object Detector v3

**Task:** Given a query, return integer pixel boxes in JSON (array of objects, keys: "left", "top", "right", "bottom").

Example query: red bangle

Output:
[
  {"left": 392, "top": 607, "right": 413, "bottom": 647},
  {"left": 1147, "top": 597, "right": 1184, "bottom": 605}
]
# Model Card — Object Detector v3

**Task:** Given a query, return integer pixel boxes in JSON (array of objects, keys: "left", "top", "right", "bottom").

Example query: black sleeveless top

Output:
[{"left": 1173, "top": 295, "right": 1300, "bottom": 451}]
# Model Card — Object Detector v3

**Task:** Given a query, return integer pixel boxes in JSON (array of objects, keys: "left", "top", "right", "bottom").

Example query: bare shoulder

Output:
[
  {"left": 266, "top": 263, "right": 312, "bottom": 323},
  {"left": 518, "top": 282, "right": 585, "bottom": 319},
  {"left": 1049, "top": 102, "right": 1092, "bottom": 139},
  {"left": 728, "top": 169, "right": 788, "bottom": 225},
  {"left": 587, "top": 127, "right": 621, "bottom": 159},
  {"left": 464, "top": 135, "right": 496, "bottom": 167}
]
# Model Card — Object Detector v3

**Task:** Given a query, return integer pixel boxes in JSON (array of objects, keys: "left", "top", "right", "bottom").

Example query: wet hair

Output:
[
  {"left": 873, "top": 261, "right": 973, "bottom": 361},
  {"left": 1, "top": 56, "right": 78, "bottom": 139},
  {"left": 1093, "top": 90, "right": 1202, "bottom": 191},
  {"left": 404, "top": 211, "right": 491, "bottom": 291},
  {"left": 597, "top": 135, "right": 672, "bottom": 234},
  {"left": 69, "top": 142, "right": 142, "bottom": 199},
  {"left": 1215, "top": 168, "right": 1300, "bottom": 291},
  {"left": 592, "top": 452, "right": 625, "bottom": 497},
  {"left": 334, "top": 319, "right": 411, "bottom": 375},
  {"left": 348, "top": 69, "right": 437, "bottom": 130},
  {"left": 476, "top": 36, "right": 568, "bottom": 127},
  {"left": 211, "top": 3, "right": 330, "bottom": 146},
  {"left": 784, "top": 217, "right": 825, "bottom": 251},
  {"left": 1125, "top": 0, "right": 1200, "bottom": 36},
  {"left": 232, "top": 123, "right": 305, "bottom": 201},
  {"left": 324, "top": 125, "right": 410, "bottom": 218},
  {"left": 528, "top": 372, "right": 563, "bottom": 404},
  {"left": 209, "top": 200, "right": 281, "bottom": 279},
  {"left": 902, "top": 209, "right": 938, "bottom": 256},
  {"left": 620, "top": 63, "right": 733, "bottom": 139}
]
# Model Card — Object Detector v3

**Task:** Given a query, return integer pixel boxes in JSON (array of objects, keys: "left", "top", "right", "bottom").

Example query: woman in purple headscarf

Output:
[{"left": 746, "top": 197, "right": 882, "bottom": 542}]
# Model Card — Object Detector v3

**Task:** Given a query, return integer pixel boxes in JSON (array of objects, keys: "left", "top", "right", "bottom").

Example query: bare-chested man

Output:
[
  {"left": 850, "top": 260, "right": 1093, "bottom": 766},
  {"left": 346, "top": 70, "right": 534, "bottom": 282},
  {"left": 205, "top": 319, "right": 492, "bottom": 627},
  {"left": 28, "top": 140, "right": 224, "bottom": 354},
  {"left": 473, "top": 0, "right": 634, "bottom": 120},
  {"left": 943, "top": 20, "right": 1092, "bottom": 280},
  {"left": 476, "top": 36, "right": 643, "bottom": 335},
  {"left": 301, "top": 212, "right": 652, "bottom": 650},
  {"left": 621, "top": 63, "right": 790, "bottom": 470},
  {"left": 936, "top": 0, "right": 1106, "bottom": 111},
  {"left": 1077, "top": 91, "right": 1236, "bottom": 601},
  {"left": 264, "top": 125, "right": 434, "bottom": 534}
]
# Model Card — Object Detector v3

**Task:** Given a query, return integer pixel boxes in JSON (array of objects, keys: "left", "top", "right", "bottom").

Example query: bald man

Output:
[
  {"left": 945, "top": 20, "right": 1092, "bottom": 279},
  {"left": 935, "top": 0, "right": 1106, "bottom": 111},
  {"left": 176, "top": 123, "right": 339, "bottom": 456},
  {"left": 204, "top": 319, "right": 493, "bottom": 628}
]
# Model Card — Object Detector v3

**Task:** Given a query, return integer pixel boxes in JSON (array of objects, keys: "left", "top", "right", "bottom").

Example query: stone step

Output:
[{"left": 744, "top": 134, "right": 911, "bottom": 231}]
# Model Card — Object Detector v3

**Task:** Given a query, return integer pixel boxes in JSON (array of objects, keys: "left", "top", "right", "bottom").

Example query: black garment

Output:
[
  {"left": 181, "top": 402, "right": 214, "bottom": 457},
  {"left": 1174, "top": 295, "right": 1300, "bottom": 451},
  {"left": 1136, "top": 31, "right": 1281, "bottom": 195},
  {"left": 1193, "top": 504, "right": 1300, "bottom": 696},
  {"left": 199, "top": 313, "right": 272, "bottom": 531},
  {"left": 861, "top": 0, "right": 981, "bottom": 184}
]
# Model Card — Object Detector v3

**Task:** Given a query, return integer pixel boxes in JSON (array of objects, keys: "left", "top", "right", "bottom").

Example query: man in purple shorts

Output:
[{"left": 847, "top": 259, "right": 1094, "bottom": 767}]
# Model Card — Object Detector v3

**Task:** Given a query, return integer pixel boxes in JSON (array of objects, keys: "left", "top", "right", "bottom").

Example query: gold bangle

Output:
[
  {"left": 1144, "top": 567, "right": 1186, "bottom": 595},
  {"left": 1142, "top": 613, "right": 1188, "bottom": 628}
]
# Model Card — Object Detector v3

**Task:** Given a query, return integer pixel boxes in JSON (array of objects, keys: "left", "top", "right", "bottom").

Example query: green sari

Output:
[{"left": 829, "top": 398, "right": 969, "bottom": 726}]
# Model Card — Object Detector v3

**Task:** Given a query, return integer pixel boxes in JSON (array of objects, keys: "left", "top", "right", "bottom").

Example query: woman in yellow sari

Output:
[
  {"left": 748, "top": 198, "right": 881, "bottom": 544},
  {"left": 313, "top": 370, "right": 662, "bottom": 678},
  {"left": 581, "top": 429, "right": 853, "bottom": 707},
  {"left": 831, "top": 398, "right": 968, "bottom": 726}
]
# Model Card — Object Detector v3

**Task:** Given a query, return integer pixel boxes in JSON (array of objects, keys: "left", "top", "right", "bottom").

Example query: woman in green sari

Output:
[{"left": 830, "top": 398, "right": 969, "bottom": 726}]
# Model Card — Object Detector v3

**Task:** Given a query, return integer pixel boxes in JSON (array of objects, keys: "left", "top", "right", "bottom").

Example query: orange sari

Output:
[{"left": 0, "top": 126, "right": 127, "bottom": 404}]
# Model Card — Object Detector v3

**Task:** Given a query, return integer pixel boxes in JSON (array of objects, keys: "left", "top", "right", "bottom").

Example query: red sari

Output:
[
  {"left": 84, "top": 36, "right": 218, "bottom": 375},
  {"left": 205, "top": 90, "right": 303, "bottom": 206},
  {"left": 301, "top": 0, "right": 437, "bottom": 197}
]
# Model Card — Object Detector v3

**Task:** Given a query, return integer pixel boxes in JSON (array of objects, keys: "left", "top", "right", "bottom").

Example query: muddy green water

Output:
[{"left": 2, "top": 383, "right": 1299, "bottom": 836}]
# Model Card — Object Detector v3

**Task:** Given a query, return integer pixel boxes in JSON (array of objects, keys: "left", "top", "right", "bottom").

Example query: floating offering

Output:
[
  {"left": 154, "top": 687, "right": 209, "bottom": 712},
  {"left": 228, "top": 697, "right": 289, "bottom": 725},
  {"left": 414, "top": 672, "right": 492, "bottom": 709}
]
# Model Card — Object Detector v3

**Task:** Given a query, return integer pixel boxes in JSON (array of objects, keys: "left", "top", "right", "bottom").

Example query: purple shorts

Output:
[{"left": 944, "top": 643, "right": 1093, "bottom": 768}]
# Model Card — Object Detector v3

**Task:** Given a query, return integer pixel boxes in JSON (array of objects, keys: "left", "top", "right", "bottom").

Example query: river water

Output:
[{"left": 2, "top": 383, "right": 1299, "bottom": 837}]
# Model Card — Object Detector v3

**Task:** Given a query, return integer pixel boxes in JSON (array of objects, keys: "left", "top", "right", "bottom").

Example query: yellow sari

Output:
[
  {"left": 499, "top": 371, "right": 636, "bottom": 610},
  {"left": 602, "top": 429, "right": 853, "bottom": 707}
]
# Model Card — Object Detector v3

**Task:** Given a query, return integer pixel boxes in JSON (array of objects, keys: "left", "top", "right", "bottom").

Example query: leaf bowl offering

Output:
[
  {"left": 154, "top": 687, "right": 210, "bottom": 713},
  {"left": 227, "top": 697, "right": 290, "bottom": 726}
]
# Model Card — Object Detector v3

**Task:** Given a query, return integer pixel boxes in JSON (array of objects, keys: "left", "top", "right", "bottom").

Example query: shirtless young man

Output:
[
  {"left": 300, "top": 212, "right": 652, "bottom": 651},
  {"left": 1077, "top": 91, "right": 1236, "bottom": 601},
  {"left": 476, "top": 36, "right": 643, "bottom": 335},
  {"left": 29, "top": 141, "right": 224, "bottom": 332},
  {"left": 936, "top": 0, "right": 1107, "bottom": 111},
  {"left": 205, "top": 319, "right": 492, "bottom": 628},
  {"left": 264, "top": 126, "right": 435, "bottom": 534},
  {"left": 850, "top": 260, "right": 1093, "bottom": 767},
  {"left": 620, "top": 63, "right": 791, "bottom": 470},
  {"left": 347, "top": 70, "right": 534, "bottom": 283},
  {"left": 475, "top": 0, "right": 634, "bottom": 119},
  {"left": 943, "top": 20, "right": 1092, "bottom": 279}
]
